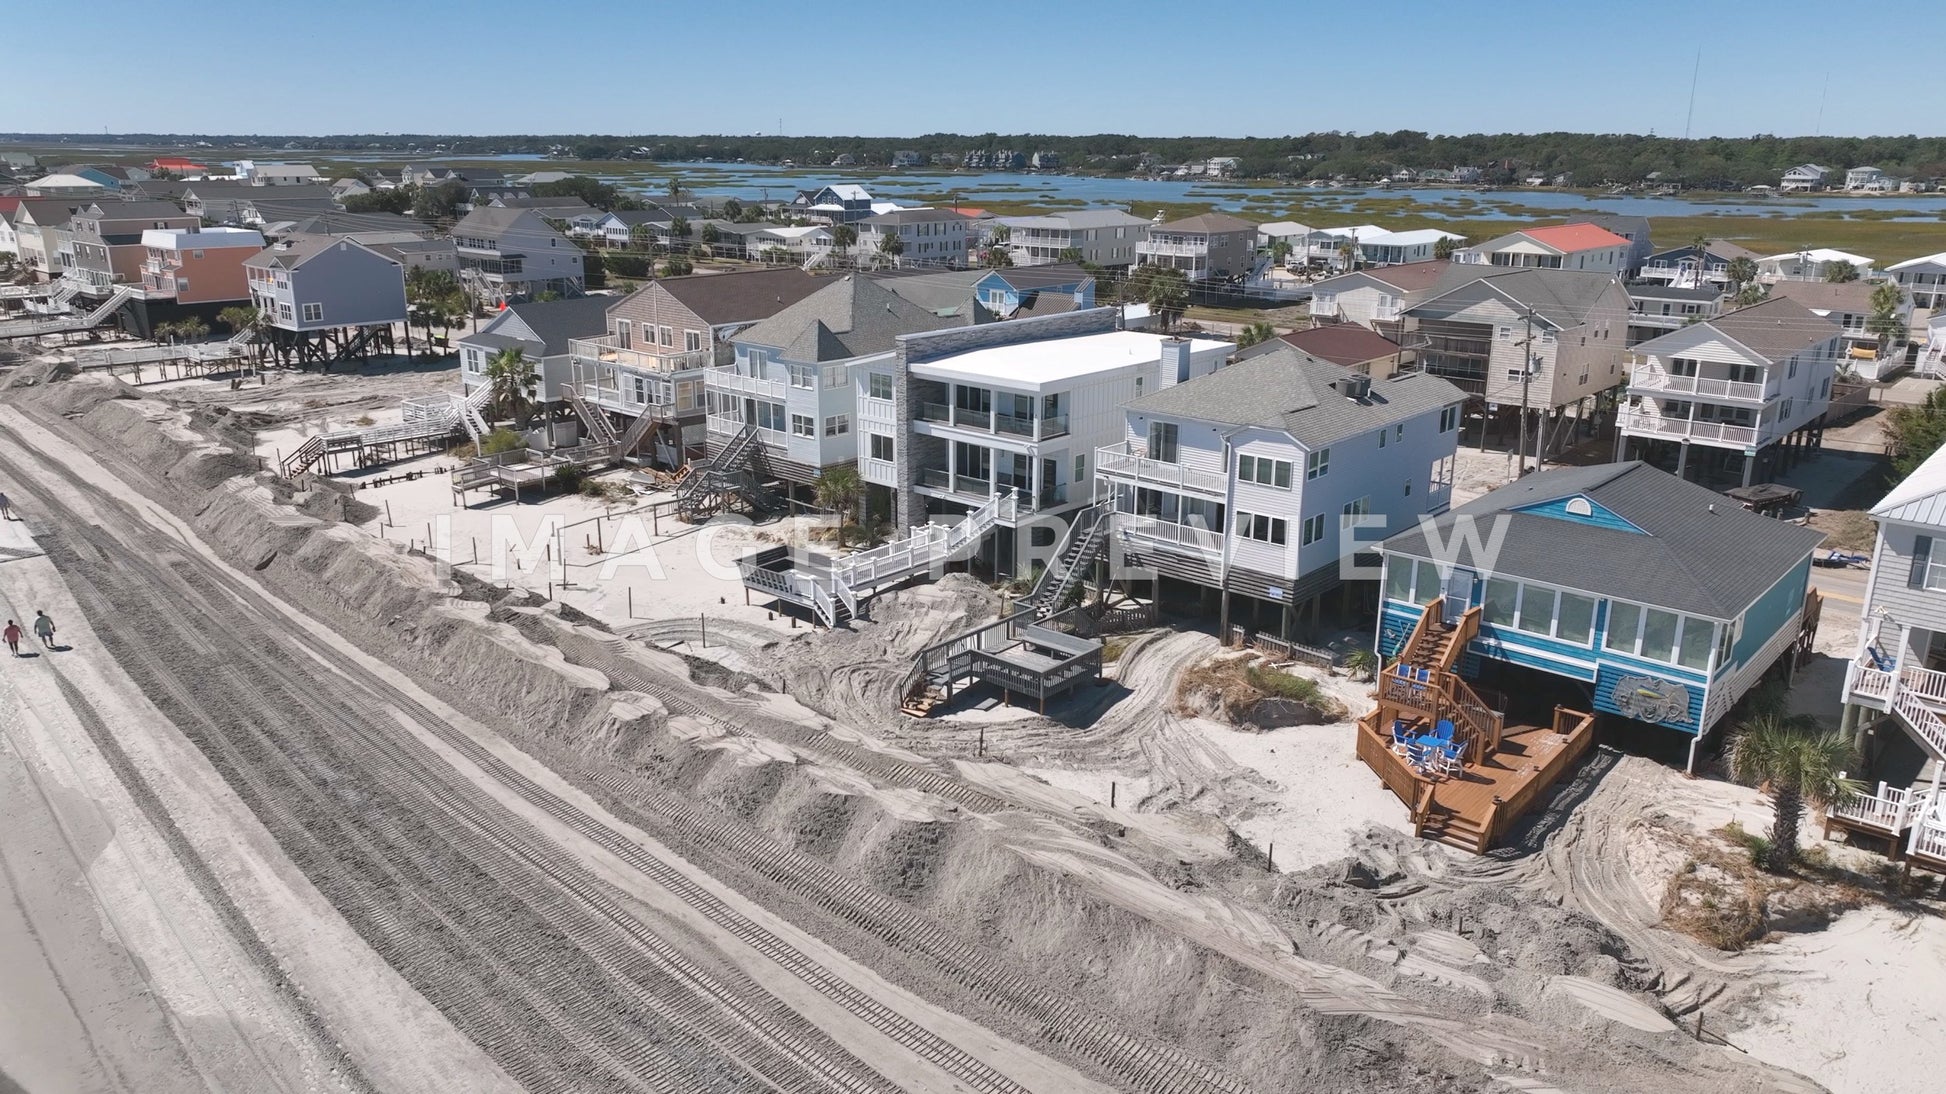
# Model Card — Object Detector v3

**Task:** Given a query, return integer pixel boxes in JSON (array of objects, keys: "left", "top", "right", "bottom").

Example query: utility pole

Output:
[{"left": 1512, "top": 308, "right": 1535, "bottom": 480}]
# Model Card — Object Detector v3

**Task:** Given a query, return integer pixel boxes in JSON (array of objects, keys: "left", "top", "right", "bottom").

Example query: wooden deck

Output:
[{"left": 1356, "top": 705, "right": 1598, "bottom": 853}]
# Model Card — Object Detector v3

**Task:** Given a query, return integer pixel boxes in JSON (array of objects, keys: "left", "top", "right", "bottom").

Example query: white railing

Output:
[
  {"left": 1901, "top": 664, "right": 1946, "bottom": 705},
  {"left": 1892, "top": 686, "right": 1946, "bottom": 757},
  {"left": 707, "top": 369, "right": 787, "bottom": 401},
  {"left": 568, "top": 337, "right": 714, "bottom": 374},
  {"left": 1910, "top": 815, "right": 1946, "bottom": 862},
  {"left": 1846, "top": 657, "right": 1895, "bottom": 705},
  {"left": 1136, "top": 240, "right": 1211, "bottom": 259},
  {"left": 1618, "top": 411, "right": 1760, "bottom": 447},
  {"left": 1117, "top": 514, "right": 1224, "bottom": 558},
  {"left": 1094, "top": 443, "right": 1229, "bottom": 496},
  {"left": 1628, "top": 371, "right": 1771, "bottom": 402},
  {"left": 1830, "top": 781, "right": 1921, "bottom": 832}
]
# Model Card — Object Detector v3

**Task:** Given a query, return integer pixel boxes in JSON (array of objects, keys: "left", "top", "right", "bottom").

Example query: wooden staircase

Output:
[{"left": 1416, "top": 803, "right": 1489, "bottom": 852}]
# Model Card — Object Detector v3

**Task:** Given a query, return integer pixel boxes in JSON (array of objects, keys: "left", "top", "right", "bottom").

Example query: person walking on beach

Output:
[
  {"left": 32, "top": 610, "right": 55, "bottom": 650},
  {"left": 3, "top": 620, "right": 19, "bottom": 656},
  {"left": 0, "top": 491, "right": 12, "bottom": 520}
]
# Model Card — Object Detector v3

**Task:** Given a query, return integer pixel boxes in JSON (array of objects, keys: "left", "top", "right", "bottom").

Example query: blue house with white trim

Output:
[{"left": 1375, "top": 461, "right": 1823, "bottom": 769}]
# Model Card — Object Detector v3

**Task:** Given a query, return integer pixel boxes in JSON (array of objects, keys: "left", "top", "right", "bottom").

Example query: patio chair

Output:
[
  {"left": 1405, "top": 740, "right": 1432, "bottom": 772},
  {"left": 1433, "top": 719, "right": 1456, "bottom": 741},
  {"left": 1417, "top": 667, "right": 1433, "bottom": 684},
  {"left": 1389, "top": 719, "right": 1413, "bottom": 755},
  {"left": 1867, "top": 646, "right": 1895, "bottom": 672},
  {"left": 1436, "top": 743, "right": 1465, "bottom": 777}
]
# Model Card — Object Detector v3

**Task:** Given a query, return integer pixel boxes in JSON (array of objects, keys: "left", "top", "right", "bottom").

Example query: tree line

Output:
[{"left": 31, "top": 130, "right": 1946, "bottom": 188}]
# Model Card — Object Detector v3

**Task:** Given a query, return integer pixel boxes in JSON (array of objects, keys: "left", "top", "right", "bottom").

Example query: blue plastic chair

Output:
[
  {"left": 1433, "top": 719, "right": 1456, "bottom": 741},
  {"left": 1867, "top": 646, "right": 1894, "bottom": 672}
]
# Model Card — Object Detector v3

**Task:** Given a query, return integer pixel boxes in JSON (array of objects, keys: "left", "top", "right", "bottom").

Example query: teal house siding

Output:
[
  {"left": 1730, "top": 557, "right": 1812, "bottom": 669},
  {"left": 1509, "top": 495, "right": 1646, "bottom": 534}
]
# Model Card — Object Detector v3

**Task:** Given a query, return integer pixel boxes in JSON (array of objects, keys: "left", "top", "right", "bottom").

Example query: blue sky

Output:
[{"left": 8, "top": 0, "right": 1937, "bottom": 138}]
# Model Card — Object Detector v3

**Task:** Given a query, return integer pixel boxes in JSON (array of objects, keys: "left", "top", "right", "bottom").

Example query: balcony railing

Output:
[
  {"left": 569, "top": 336, "right": 718, "bottom": 373},
  {"left": 1137, "top": 239, "right": 1211, "bottom": 259},
  {"left": 1829, "top": 781, "right": 1923, "bottom": 833},
  {"left": 1117, "top": 514, "right": 1223, "bottom": 558},
  {"left": 580, "top": 382, "right": 677, "bottom": 418},
  {"left": 706, "top": 369, "right": 787, "bottom": 401},
  {"left": 1094, "top": 443, "right": 1229, "bottom": 496},
  {"left": 1618, "top": 410, "right": 1760, "bottom": 447},
  {"left": 1627, "top": 371, "right": 1772, "bottom": 402}
]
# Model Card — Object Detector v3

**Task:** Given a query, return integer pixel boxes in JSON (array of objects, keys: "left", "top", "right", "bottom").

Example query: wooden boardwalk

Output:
[{"left": 1357, "top": 706, "right": 1597, "bottom": 852}]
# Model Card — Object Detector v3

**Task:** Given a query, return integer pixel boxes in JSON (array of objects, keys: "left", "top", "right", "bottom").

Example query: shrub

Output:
[
  {"left": 353, "top": 414, "right": 376, "bottom": 427},
  {"left": 1246, "top": 664, "right": 1326, "bottom": 705},
  {"left": 1343, "top": 648, "right": 1378, "bottom": 681},
  {"left": 551, "top": 464, "right": 586, "bottom": 493},
  {"left": 480, "top": 429, "right": 525, "bottom": 456}
]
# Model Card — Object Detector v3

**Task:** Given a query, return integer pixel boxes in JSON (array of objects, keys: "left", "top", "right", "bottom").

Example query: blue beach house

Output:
[{"left": 1374, "top": 461, "right": 1824, "bottom": 771}]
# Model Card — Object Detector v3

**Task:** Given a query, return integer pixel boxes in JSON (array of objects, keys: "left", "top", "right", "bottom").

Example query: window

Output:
[
  {"left": 1237, "top": 455, "right": 1292, "bottom": 487},
  {"left": 1484, "top": 577, "right": 1518, "bottom": 626},
  {"left": 1605, "top": 603, "right": 1642, "bottom": 654},
  {"left": 1300, "top": 514, "right": 1326, "bottom": 545},
  {"left": 790, "top": 414, "right": 816, "bottom": 437},
  {"left": 685, "top": 329, "right": 702, "bottom": 352},
  {"left": 1148, "top": 421, "right": 1179, "bottom": 463},
  {"left": 824, "top": 414, "right": 850, "bottom": 436},
  {"left": 1074, "top": 453, "right": 1086, "bottom": 484},
  {"left": 1604, "top": 598, "right": 1715, "bottom": 669},
  {"left": 754, "top": 401, "right": 787, "bottom": 432},
  {"left": 630, "top": 375, "right": 649, "bottom": 403},
  {"left": 1396, "top": 424, "right": 1405, "bottom": 442},
  {"left": 1557, "top": 593, "right": 1596, "bottom": 644},
  {"left": 277, "top": 303, "right": 293, "bottom": 322},
  {"left": 1439, "top": 405, "right": 1459, "bottom": 432},
  {"left": 1237, "top": 512, "right": 1288, "bottom": 545},
  {"left": 191, "top": 249, "right": 204, "bottom": 259},
  {"left": 870, "top": 434, "right": 894, "bottom": 461},
  {"left": 1305, "top": 448, "right": 1329, "bottom": 479},
  {"left": 1340, "top": 496, "right": 1369, "bottom": 523},
  {"left": 788, "top": 363, "right": 817, "bottom": 388},
  {"left": 1378, "top": 428, "right": 1386, "bottom": 449},
  {"left": 868, "top": 372, "right": 893, "bottom": 400},
  {"left": 659, "top": 325, "right": 673, "bottom": 347},
  {"left": 301, "top": 302, "right": 322, "bottom": 322}
]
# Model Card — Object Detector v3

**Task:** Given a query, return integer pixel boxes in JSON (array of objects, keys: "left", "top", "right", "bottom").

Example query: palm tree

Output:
[
  {"left": 1825, "top": 260, "right": 1861, "bottom": 283},
  {"left": 1688, "top": 234, "right": 1711, "bottom": 286},
  {"left": 1433, "top": 235, "right": 1466, "bottom": 261},
  {"left": 1868, "top": 282, "right": 1909, "bottom": 356},
  {"left": 699, "top": 221, "right": 720, "bottom": 257},
  {"left": 1336, "top": 240, "right": 1358, "bottom": 270},
  {"left": 813, "top": 466, "right": 864, "bottom": 547},
  {"left": 831, "top": 223, "right": 857, "bottom": 258},
  {"left": 170, "top": 315, "right": 210, "bottom": 343},
  {"left": 1267, "top": 238, "right": 1293, "bottom": 266},
  {"left": 721, "top": 197, "right": 744, "bottom": 221},
  {"left": 1728, "top": 697, "right": 1861, "bottom": 873},
  {"left": 878, "top": 228, "right": 906, "bottom": 268},
  {"left": 484, "top": 346, "right": 538, "bottom": 428},
  {"left": 1236, "top": 320, "right": 1277, "bottom": 348},
  {"left": 666, "top": 176, "right": 682, "bottom": 201},
  {"left": 670, "top": 216, "right": 692, "bottom": 255},
  {"left": 1726, "top": 256, "right": 1759, "bottom": 294}
]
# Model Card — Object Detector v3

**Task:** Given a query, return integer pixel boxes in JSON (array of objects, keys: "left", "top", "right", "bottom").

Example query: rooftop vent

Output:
[{"left": 1338, "top": 374, "right": 1372, "bottom": 400}]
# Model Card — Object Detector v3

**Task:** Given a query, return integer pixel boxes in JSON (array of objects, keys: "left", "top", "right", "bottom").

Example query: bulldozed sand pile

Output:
[{"left": 0, "top": 368, "right": 1857, "bottom": 1093}]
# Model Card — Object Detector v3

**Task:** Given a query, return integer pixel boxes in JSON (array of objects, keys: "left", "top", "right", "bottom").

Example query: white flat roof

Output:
[
  {"left": 1761, "top": 247, "right": 1873, "bottom": 265},
  {"left": 141, "top": 227, "right": 266, "bottom": 249},
  {"left": 910, "top": 330, "right": 1232, "bottom": 390},
  {"left": 1889, "top": 251, "right": 1946, "bottom": 271},
  {"left": 1316, "top": 224, "right": 1386, "bottom": 239},
  {"left": 1360, "top": 228, "right": 1464, "bottom": 246}
]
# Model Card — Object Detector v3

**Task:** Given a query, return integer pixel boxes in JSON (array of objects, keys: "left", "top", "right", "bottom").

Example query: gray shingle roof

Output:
[
  {"left": 1128, "top": 342, "right": 1465, "bottom": 447},
  {"left": 243, "top": 235, "right": 394, "bottom": 271},
  {"left": 1640, "top": 296, "right": 1837, "bottom": 363},
  {"left": 500, "top": 295, "right": 612, "bottom": 356},
  {"left": 1418, "top": 267, "right": 1621, "bottom": 328},
  {"left": 646, "top": 267, "right": 824, "bottom": 326},
  {"left": 1151, "top": 212, "right": 1257, "bottom": 234},
  {"left": 734, "top": 274, "right": 968, "bottom": 361},
  {"left": 1380, "top": 461, "right": 1824, "bottom": 618}
]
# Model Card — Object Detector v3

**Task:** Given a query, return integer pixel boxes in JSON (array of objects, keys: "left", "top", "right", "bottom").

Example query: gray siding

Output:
[
  {"left": 1864, "top": 522, "right": 1946, "bottom": 638},
  {"left": 294, "top": 242, "right": 407, "bottom": 329}
]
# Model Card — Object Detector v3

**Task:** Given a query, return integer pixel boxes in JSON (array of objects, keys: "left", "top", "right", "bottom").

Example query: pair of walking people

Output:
[{"left": 4, "top": 611, "right": 55, "bottom": 655}]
